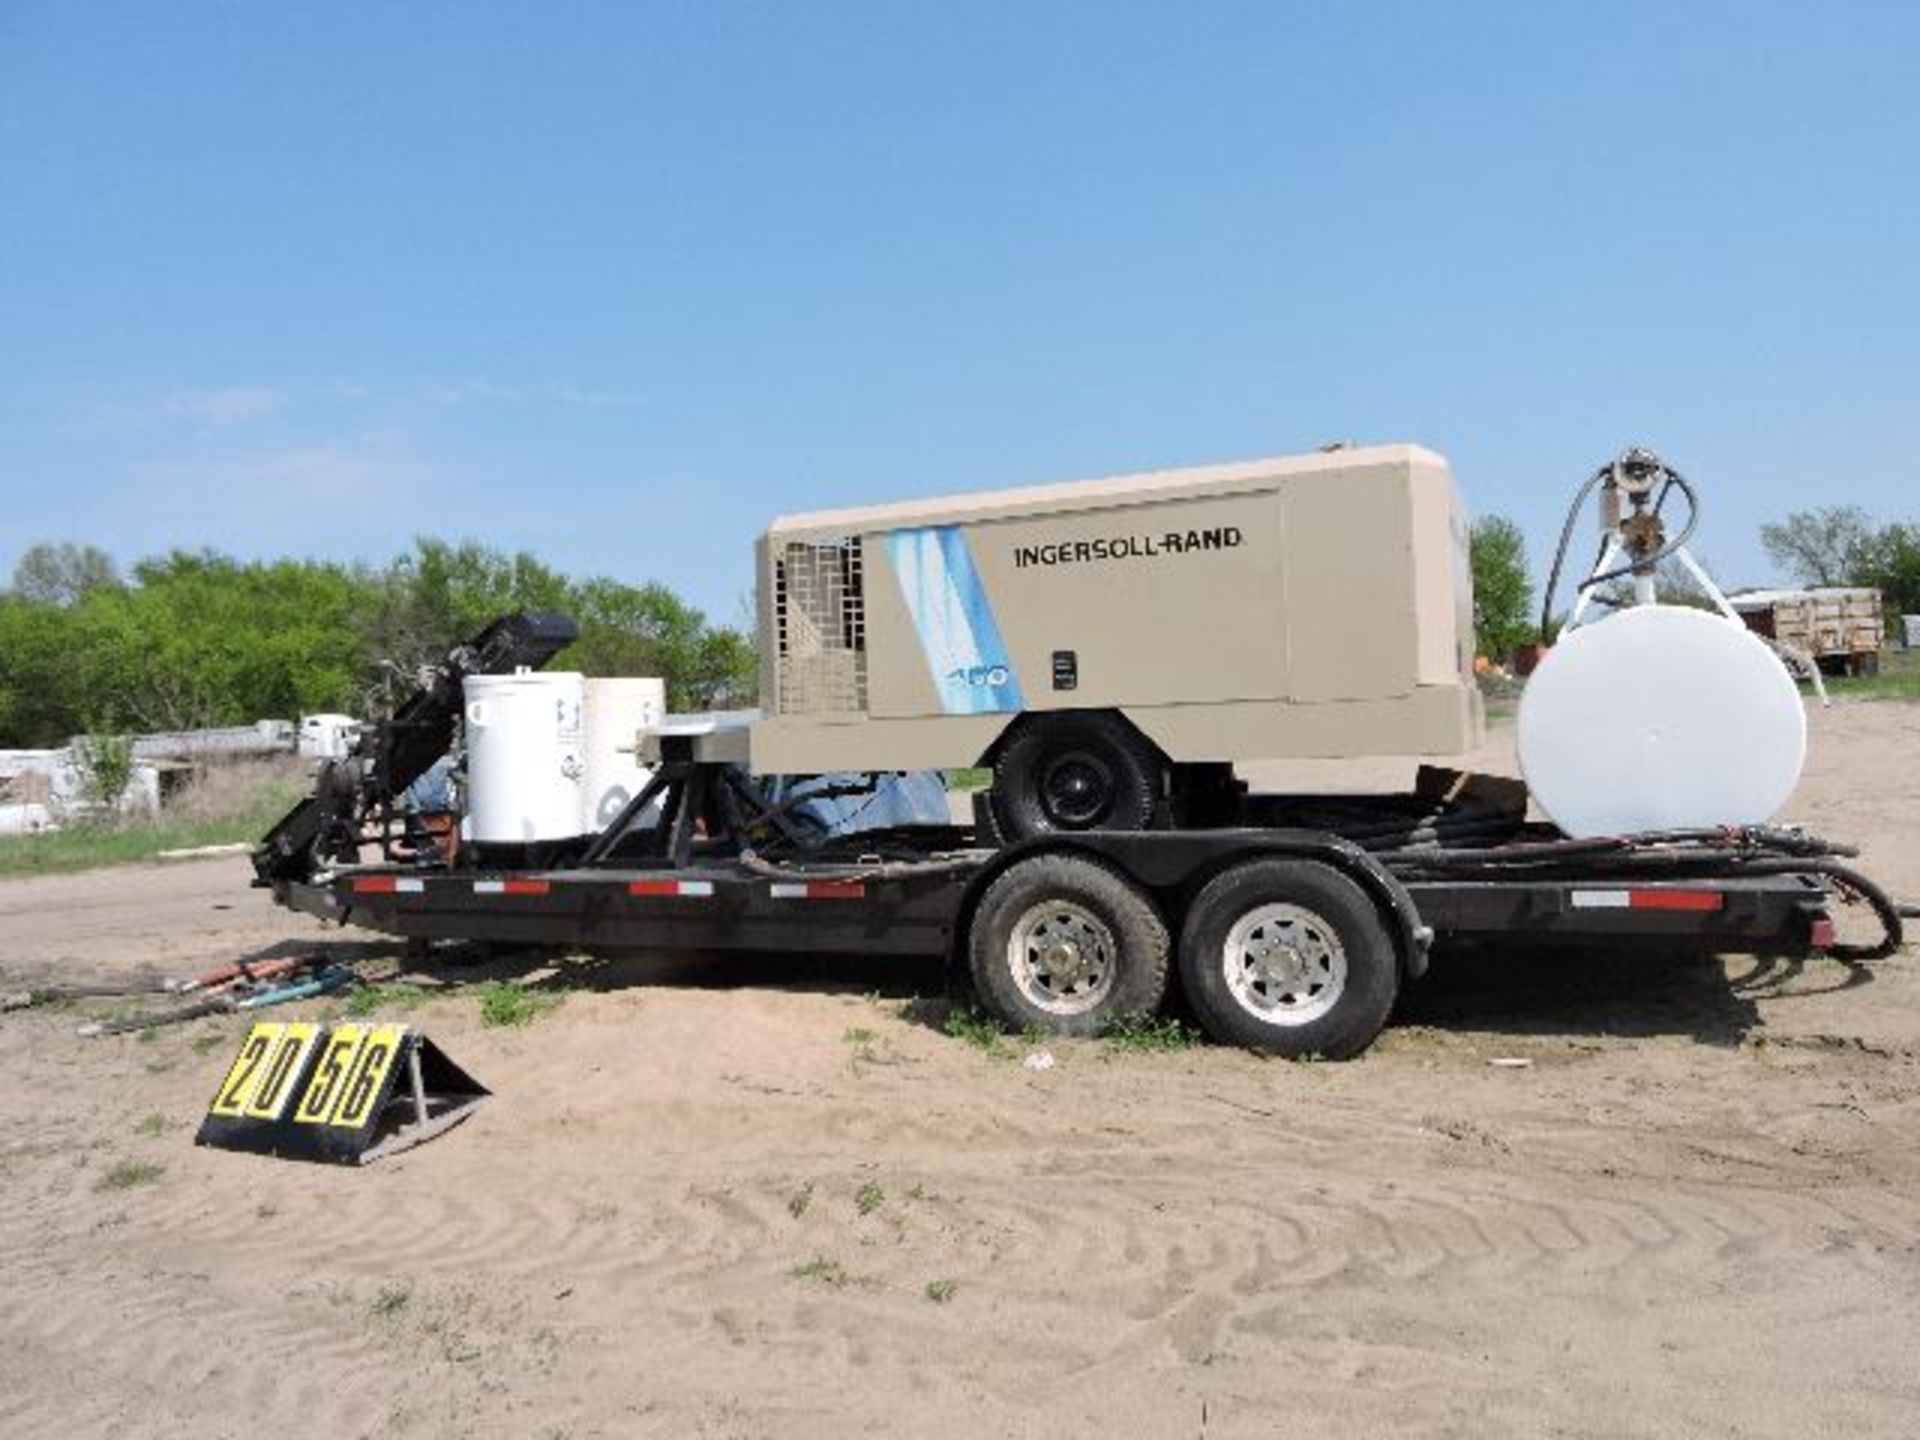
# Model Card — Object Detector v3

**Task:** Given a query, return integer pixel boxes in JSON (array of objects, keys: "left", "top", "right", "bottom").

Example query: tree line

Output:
[
  {"left": 6, "top": 497, "right": 1908, "bottom": 749},
  {"left": 1760, "top": 508, "right": 1920, "bottom": 615},
  {"left": 0, "top": 539, "right": 757, "bottom": 749},
  {"left": 1467, "top": 500, "right": 1918, "bottom": 668}
]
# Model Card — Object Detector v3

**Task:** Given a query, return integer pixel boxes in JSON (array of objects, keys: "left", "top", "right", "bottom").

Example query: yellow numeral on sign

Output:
[
  {"left": 330, "top": 1024, "right": 405, "bottom": 1129},
  {"left": 293, "top": 1025, "right": 365, "bottom": 1125},
  {"left": 210, "top": 1024, "right": 283, "bottom": 1117},
  {"left": 242, "top": 1022, "right": 320, "bottom": 1121}
]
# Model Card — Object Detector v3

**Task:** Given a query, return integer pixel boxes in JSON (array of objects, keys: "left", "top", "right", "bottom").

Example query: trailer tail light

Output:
[
  {"left": 1627, "top": 889, "right": 1723, "bottom": 912},
  {"left": 1809, "top": 915, "right": 1837, "bottom": 951}
]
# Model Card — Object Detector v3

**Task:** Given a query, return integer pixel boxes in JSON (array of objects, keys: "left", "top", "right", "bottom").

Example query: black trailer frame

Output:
[
  {"left": 277, "top": 840, "right": 1841, "bottom": 968},
  {"left": 268, "top": 751, "right": 1892, "bottom": 1059}
]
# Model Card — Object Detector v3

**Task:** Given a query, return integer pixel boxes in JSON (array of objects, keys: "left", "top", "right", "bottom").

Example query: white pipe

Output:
[
  {"left": 1564, "top": 537, "right": 1622, "bottom": 632},
  {"left": 1670, "top": 545, "right": 1745, "bottom": 625}
]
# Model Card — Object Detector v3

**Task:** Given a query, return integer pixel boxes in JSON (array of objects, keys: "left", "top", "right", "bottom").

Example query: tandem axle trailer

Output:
[
  {"left": 255, "top": 613, "right": 1902, "bottom": 1060},
  {"left": 266, "top": 737, "right": 1900, "bottom": 1061}
]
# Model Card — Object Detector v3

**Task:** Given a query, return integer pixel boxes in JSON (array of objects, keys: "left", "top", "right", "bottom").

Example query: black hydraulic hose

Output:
[
  {"left": 1538, "top": 465, "right": 1609, "bottom": 644},
  {"left": 1357, "top": 819, "right": 1524, "bottom": 854},
  {"left": 1576, "top": 471, "right": 1702, "bottom": 593},
  {"left": 1329, "top": 809, "right": 1512, "bottom": 839},
  {"left": 1376, "top": 825, "right": 1903, "bottom": 961},
  {"left": 1385, "top": 833, "right": 1638, "bottom": 870},
  {"left": 1717, "top": 856, "right": 1905, "bottom": 962},
  {"left": 1535, "top": 455, "right": 1703, "bottom": 644},
  {"left": 733, "top": 845, "right": 993, "bottom": 885}
]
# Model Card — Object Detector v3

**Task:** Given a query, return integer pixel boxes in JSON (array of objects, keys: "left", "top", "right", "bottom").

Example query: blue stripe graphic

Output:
[{"left": 885, "top": 526, "right": 1025, "bottom": 714}]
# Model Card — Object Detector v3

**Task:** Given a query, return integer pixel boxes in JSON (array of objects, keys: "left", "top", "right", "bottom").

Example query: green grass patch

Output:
[
  {"left": 369, "top": 1285, "right": 411, "bottom": 1319},
  {"left": 924, "top": 1278, "right": 958, "bottom": 1304},
  {"left": 343, "top": 981, "right": 431, "bottom": 1018},
  {"left": 1099, "top": 1013, "right": 1204, "bottom": 1054},
  {"left": 789, "top": 1255, "right": 852, "bottom": 1288},
  {"left": 1820, "top": 650, "right": 1920, "bottom": 701},
  {"left": 97, "top": 1159, "right": 165, "bottom": 1191},
  {"left": 134, "top": 1112, "right": 171, "bottom": 1137},
  {"left": 854, "top": 1181, "right": 885, "bottom": 1217},
  {"left": 477, "top": 980, "right": 564, "bottom": 1028},
  {"left": 941, "top": 1003, "right": 1009, "bottom": 1056},
  {"left": 0, "top": 776, "right": 307, "bottom": 878}
]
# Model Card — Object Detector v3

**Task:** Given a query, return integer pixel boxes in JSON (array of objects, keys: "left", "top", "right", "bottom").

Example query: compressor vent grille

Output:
[{"left": 774, "top": 537, "right": 867, "bottom": 715}]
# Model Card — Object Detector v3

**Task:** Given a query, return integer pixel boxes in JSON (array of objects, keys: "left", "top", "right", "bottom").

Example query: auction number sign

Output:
[{"left": 197, "top": 1020, "right": 420, "bottom": 1162}]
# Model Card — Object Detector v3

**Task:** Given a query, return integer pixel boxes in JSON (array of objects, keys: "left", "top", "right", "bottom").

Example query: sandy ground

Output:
[{"left": 2, "top": 705, "right": 1917, "bottom": 1439}]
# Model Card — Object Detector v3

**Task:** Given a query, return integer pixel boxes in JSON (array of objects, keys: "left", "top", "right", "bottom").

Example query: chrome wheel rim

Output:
[
  {"left": 1221, "top": 903, "right": 1346, "bottom": 1026},
  {"left": 1007, "top": 900, "right": 1117, "bottom": 1015}
]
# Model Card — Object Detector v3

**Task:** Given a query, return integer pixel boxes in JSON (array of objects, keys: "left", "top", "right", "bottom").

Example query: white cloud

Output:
[
  {"left": 120, "top": 444, "right": 454, "bottom": 555},
  {"left": 551, "top": 385, "right": 646, "bottom": 410},
  {"left": 424, "top": 379, "right": 645, "bottom": 410},
  {"left": 163, "top": 386, "right": 288, "bottom": 427}
]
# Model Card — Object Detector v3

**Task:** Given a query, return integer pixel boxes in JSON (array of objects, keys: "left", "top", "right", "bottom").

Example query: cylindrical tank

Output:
[
  {"left": 581, "top": 677, "right": 666, "bottom": 832},
  {"left": 1517, "top": 605, "right": 1806, "bottom": 837},
  {"left": 463, "top": 671, "right": 587, "bottom": 844}
]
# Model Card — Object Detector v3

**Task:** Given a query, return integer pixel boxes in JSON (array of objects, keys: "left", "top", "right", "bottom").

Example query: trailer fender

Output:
[{"left": 953, "top": 830, "right": 1432, "bottom": 982}]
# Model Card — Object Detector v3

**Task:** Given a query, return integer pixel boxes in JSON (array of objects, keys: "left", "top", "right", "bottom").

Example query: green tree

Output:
[
  {"left": 1760, "top": 506, "right": 1920, "bottom": 615},
  {"left": 1852, "top": 523, "right": 1920, "bottom": 616},
  {"left": 70, "top": 729, "right": 135, "bottom": 812},
  {"left": 10, "top": 542, "right": 120, "bottom": 606},
  {"left": 0, "top": 534, "right": 756, "bottom": 746},
  {"left": 1469, "top": 515, "right": 1534, "bottom": 662},
  {"left": 1759, "top": 507, "right": 1875, "bottom": 588},
  {"left": 0, "top": 594, "right": 83, "bottom": 744}
]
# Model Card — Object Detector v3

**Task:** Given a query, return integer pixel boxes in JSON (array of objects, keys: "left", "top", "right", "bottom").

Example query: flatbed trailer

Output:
[
  {"left": 255, "top": 613, "right": 1902, "bottom": 1059},
  {"left": 267, "top": 742, "right": 1901, "bottom": 1061}
]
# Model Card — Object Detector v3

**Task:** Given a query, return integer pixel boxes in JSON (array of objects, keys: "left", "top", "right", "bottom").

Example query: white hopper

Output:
[
  {"left": 582, "top": 677, "right": 665, "bottom": 832},
  {"left": 463, "top": 670, "right": 586, "bottom": 844}
]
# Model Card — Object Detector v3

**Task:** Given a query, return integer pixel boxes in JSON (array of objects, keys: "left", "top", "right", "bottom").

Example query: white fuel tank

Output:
[
  {"left": 463, "top": 671, "right": 587, "bottom": 844},
  {"left": 1518, "top": 605, "right": 1806, "bottom": 838},
  {"left": 582, "top": 677, "right": 666, "bottom": 832}
]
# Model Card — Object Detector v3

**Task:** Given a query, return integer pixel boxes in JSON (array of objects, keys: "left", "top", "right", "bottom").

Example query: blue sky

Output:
[{"left": 3, "top": 2, "right": 1915, "bottom": 624}]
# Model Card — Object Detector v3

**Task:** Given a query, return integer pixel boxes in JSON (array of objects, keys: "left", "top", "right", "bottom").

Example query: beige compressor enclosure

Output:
[{"left": 753, "top": 443, "right": 1483, "bottom": 804}]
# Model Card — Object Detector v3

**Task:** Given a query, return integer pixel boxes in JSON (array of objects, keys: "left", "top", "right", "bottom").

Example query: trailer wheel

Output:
[
  {"left": 1178, "top": 859, "right": 1398, "bottom": 1059},
  {"left": 968, "top": 854, "right": 1169, "bottom": 1036},
  {"left": 989, "top": 713, "right": 1162, "bottom": 839}
]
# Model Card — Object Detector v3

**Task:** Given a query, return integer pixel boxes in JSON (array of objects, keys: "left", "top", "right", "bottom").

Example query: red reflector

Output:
[
  {"left": 808, "top": 881, "right": 866, "bottom": 900},
  {"left": 627, "top": 879, "right": 679, "bottom": 897},
  {"left": 502, "top": 878, "right": 550, "bottom": 896},
  {"left": 351, "top": 876, "right": 397, "bottom": 894},
  {"left": 1810, "top": 916, "right": 1837, "bottom": 950},
  {"left": 1628, "top": 890, "right": 1723, "bottom": 912}
]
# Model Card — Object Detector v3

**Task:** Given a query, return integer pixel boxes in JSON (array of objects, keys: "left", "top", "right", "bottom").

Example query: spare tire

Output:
[{"left": 988, "top": 712, "right": 1162, "bottom": 840}]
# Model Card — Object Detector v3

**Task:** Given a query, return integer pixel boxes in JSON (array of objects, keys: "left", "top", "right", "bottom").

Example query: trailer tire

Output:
[
  {"left": 968, "top": 854, "right": 1170, "bottom": 1036},
  {"left": 1178, "top": 859, "right": 1398, "bottom": 1059},
  {"left": 989, "top": 713, "right": 1162, "bottom": 840}
]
